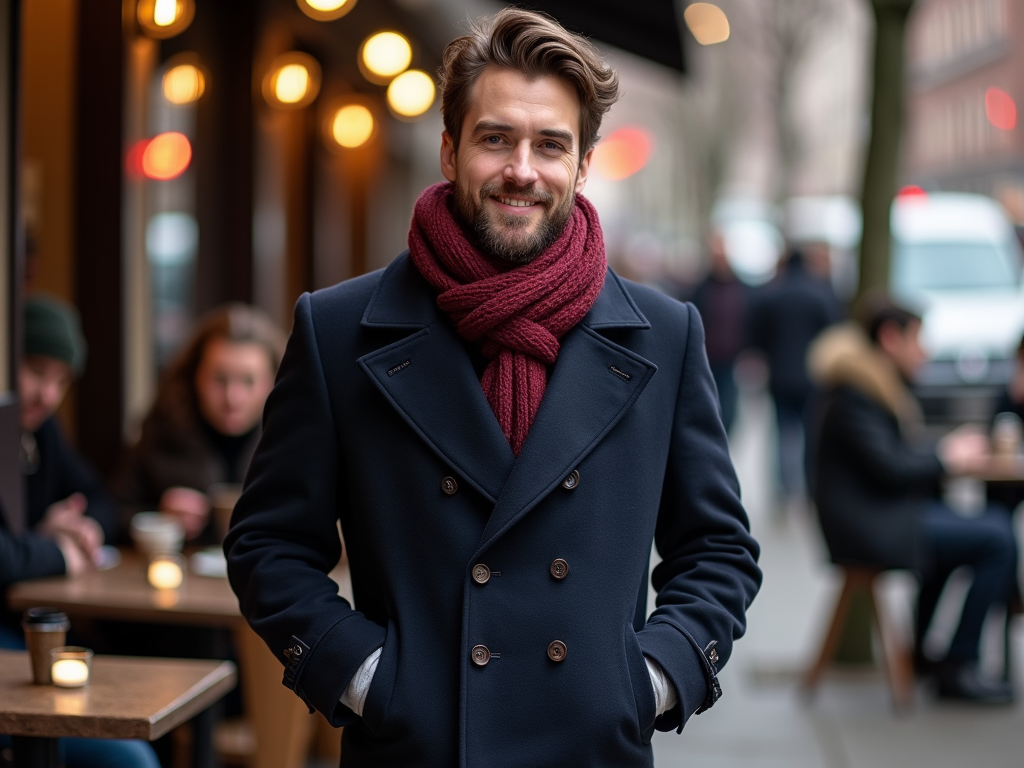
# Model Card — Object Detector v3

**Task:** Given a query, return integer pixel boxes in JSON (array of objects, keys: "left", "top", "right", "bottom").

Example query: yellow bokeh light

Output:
[
  {"left": 297, "top": 0, "right": 357, "bottom": 21},
  {"left": 307, "top": 0, "right": 348, "bottom": 9},
  {"left": 361, "top": 32, "right": 412, "bottom": 79},
  {"left": 275, "top": 64, "right": 310, "bottom": 104},
  {"left": 163, "top": 64, "right": 205, "bottom": 105},
  {"left": 331, "top": 105, "right": 375, "bottom": 148},
  {"left": 153, "top": 0, "right": 179, "bottom": 26},
  {"left": 137, "top": 0, "right": 194, "bottom": 38},
  {"left": 387, "top": 70, "right": 435, "bottom": 118},
  {"left": 684, "top": 3, "right": 730, "bottom": 45},
  {"left": 264, "top": 53, "right": 321, "bottom": 109}
]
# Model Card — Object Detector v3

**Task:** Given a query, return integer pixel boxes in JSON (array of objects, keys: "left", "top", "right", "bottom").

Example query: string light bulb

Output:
[
  {"left": 137, "top": 0, "right": 195, "bottom": 39},
  {"left": 262, "top": 53, "right": 322, "bottom": 109},
  {"left": 297, "top": 0, "right": 358, "bottom": 22}
]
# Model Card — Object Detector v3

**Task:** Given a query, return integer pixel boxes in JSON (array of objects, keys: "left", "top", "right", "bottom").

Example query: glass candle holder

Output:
[
  {"left": 148, "top": 553, "right": 185, "bottom": 590},
  {"left": 51, "top": 646, "right": 93, "bottom": 688}
]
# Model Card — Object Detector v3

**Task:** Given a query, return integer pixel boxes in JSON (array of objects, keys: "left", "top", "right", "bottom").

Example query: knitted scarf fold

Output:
[{"left": 408, "top": 182, "right": 606, "bottom": 456}]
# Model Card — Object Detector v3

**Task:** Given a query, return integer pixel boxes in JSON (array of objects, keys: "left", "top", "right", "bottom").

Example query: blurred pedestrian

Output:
[
  {"left": 0, "top": 295, "right": 160, "bottom": 768},
  {"left": 691, "top": 232, "right": 750, "bottom": 434},
  {"left": 749, "top": 248, "right": 842, "bottom": 506},
  {"left": 116, "top": 303, "right": 285, "bottom": 543},
  {"left": 987, "top": 333, "right": 1024, "bottom": 513},
  {"left": 808, "top": 297, "right": 1018, "bottom": 704},
  {"left": 225, "top": 9, "right": 761, "bottom": 765}
]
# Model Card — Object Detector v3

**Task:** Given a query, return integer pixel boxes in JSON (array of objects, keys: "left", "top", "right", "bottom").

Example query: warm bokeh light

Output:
[
  {"left": 330, "top": 104, "right": 375, "bottom": 148},
  {"left": 141, "top": 132, "right": 192, "bottom": 180},
  {"left": 684, "top": 3, "right": 730, "bottom": 45},
  {"left": 162, "top": 63, "right": 205, "bottom": 105},
  {"left": 387, "top": 70, "right": 435, "bottom": 118},
  {"left": 263, "top": 53, "right": 322, "bottom": 109},
  {"left": 297, "top": 0, "right": 357, "bottom": 21},
  {"left": 898, "top": 185, "right": 928, "bottom": 199},
  {"left": 154, "top": 0, "right": 177, "bottom": 26},
  {"left": 275, "top": 65, "right": 310, "bottom": 104},
  {"left": 985, "top": 87, "right": 1017, "bottom": 131},
  {"left": 592, "top": 127, "right": 653, "bottom": 180},
  {"left": 361, "top": 32, "right": 412, "bottom": 81},
  {"left": 137, "top": 0, "right": 194, "bottom": 38}
]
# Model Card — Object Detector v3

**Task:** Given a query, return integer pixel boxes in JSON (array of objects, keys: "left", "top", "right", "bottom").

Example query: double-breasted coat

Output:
[{"left": 225, "top": 253, "right": 761, "bottom": 767}]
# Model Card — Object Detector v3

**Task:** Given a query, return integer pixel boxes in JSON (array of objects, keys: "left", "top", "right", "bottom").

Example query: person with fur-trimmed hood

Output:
[{"left": 808, "top": 295, "right": 1018, "bottom": 704}]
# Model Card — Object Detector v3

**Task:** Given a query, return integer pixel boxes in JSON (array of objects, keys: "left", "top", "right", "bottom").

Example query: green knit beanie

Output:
[{"left": 24, "top": 295, "right": 87, "bottom": 376}]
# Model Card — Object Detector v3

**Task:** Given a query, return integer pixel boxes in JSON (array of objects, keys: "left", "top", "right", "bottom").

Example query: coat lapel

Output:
[
  {"left": 474, "top": 271, "right": 656, "bottom": 555},
  {"left": 358, "top": 255, "right": 515, "bottom": 503}
]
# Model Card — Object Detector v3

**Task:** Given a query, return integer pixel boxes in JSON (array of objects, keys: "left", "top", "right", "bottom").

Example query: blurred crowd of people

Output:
[{"left": 690, "top": 235, "right": 1024, "bottom": 704}]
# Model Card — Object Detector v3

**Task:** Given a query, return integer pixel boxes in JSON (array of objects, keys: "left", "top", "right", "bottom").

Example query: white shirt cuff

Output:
[
  {"left": 645, "top": 655, "right": 678, "bottom": 717},
  {"left": 339, "top": 647, "right": 381, "bottom": 716}
]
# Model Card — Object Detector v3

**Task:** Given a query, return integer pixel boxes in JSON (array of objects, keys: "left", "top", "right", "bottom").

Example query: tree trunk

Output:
[{"left": 857, "top": 0, "right": 916, "bottom": 298}]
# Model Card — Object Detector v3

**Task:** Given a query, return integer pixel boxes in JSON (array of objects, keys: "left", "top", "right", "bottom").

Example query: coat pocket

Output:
[
  {"left": 360, "top": 619, "right": 399, "bottom": 736},
  {"left": 623, "top": 623, "right": 657, "bottom": 744}
]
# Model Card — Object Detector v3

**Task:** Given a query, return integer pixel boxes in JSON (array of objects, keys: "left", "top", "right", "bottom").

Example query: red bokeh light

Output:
[
  {"left": 985, "top": 87, "right": 1017, "bottom": 131},
  {"left": 897, "top": 185, "right": 927, "bottom": 199},
  {"left": 593, "top": 127, "right": 653, "bottom": 181},
  {"left": 140, "top": 132, "right": 192, "bottom": 180}
]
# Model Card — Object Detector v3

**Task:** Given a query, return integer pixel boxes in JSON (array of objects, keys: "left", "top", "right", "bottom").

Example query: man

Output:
[
  {"left": 749, "top": 248, "right": 842, "bottom": 507},
  {"left": 0, "top": 296, "right": 114, "bottom": 599},
  {"left": 226, "top": 10, "right": 761, "bottom": 766},
  {"left": 691, "top": 231, "right": 749, "bottom": 434},
  {"left": 0, "top": 295, "right": 160, "bottom": 768},
  {"left": 809, "top": 298, "right": 1018, "bottom": 704}
]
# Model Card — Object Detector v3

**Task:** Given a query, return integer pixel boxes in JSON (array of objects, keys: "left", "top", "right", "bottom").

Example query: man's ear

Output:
[
  {"left": 440, "top": 131, "right": 457, "bottom": 183},
  {"left": 575, "top": 147, "right": 594, "bottom": 193}
]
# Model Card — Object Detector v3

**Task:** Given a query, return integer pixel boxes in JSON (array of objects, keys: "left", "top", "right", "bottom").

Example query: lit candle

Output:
[
  {"left": 52, "top": 658, "right": 89, "bottom": 688},
  {"left": 148, "top": 558, "right": 184, "bottom": 589}
]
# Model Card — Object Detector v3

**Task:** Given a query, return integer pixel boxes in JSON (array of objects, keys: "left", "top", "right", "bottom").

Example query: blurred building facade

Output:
[{"left": 906, "top": 0, "right": 1024, "bottom": 223}]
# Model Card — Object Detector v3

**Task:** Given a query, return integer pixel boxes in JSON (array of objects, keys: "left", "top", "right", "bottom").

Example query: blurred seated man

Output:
[
  {"left": 808, "top": 296, "right": 1018, "bottom": 704},
  {"left": 0, "top": 295, "right": 160, "bottom": 768},
  {"left": 116, "top": 304, "right": 284, "bottom": 543}
]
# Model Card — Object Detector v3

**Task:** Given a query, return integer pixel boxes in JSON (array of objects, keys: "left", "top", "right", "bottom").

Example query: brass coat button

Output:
[
  {"left": 472, "top": 563, "right": 491, "bottom": 584},
  {"left": 547, "top": 640, "right": 567, "bottom": 662},
  {"left": 561, "top": 470, "right": 580, "bottom": 490},
  {"left": 471, "top": 645, "right": 491, "bottom": 666},
  {"left": 441, "top": 476, "right": 458, "bottom": 495},
  {"left": 550, "top": 558, "right": 569, "bottom": 580}
]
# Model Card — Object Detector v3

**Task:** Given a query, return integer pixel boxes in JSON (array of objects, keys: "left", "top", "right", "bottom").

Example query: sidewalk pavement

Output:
[{"left": 651, "top": 388, "right": 1024, "bottom": 768}]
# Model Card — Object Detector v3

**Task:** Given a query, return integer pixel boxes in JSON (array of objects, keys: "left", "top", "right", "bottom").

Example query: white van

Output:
[{"left": 891, "top": 191, "right": 1024, "bottom": 421}]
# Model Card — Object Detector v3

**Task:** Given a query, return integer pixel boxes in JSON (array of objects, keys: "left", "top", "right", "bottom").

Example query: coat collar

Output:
[{"left": 358, "top": 252, "right": 656, "bottom": 554}]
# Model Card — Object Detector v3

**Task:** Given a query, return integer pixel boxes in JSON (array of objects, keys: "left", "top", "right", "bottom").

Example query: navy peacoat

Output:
[{"left": 225, "top": 253, "right": 761, "bottom": 767}]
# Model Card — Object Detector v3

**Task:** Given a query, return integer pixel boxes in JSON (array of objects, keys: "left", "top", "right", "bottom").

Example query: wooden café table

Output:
[
  {"left": 0, "top": 650, "right": 235, "bottom": 768},
  {"left": 6, "top": 549, "right": 351, "bottom": 768}
]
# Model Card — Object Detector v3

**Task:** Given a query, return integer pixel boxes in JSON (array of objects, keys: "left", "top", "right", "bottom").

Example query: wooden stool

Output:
[{"left": 801, "top": 566, "right": 915, "bottom": 709}]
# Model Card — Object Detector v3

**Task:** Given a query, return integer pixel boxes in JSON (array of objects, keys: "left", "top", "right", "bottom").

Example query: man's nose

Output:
[{"left": 503, "top": 142, "right": 538, "bottom": 187}]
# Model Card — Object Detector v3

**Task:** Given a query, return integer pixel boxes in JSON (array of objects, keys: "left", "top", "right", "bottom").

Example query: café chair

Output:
[{"left": 801, "top": 565, "right": 915, "bottom": 710}]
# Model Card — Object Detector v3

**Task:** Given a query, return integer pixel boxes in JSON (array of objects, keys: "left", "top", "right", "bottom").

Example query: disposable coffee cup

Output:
[
  {"left": 22, "top": 607, "right": 71, "bottom": 684},
  {"left": 208, "top": 483, "right": 242, "bottom": 542}
]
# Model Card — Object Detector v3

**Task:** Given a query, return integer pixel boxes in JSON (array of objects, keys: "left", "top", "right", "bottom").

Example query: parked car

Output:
[{"left": 891, "top": 191, "right": 1024, "bottom": 422}]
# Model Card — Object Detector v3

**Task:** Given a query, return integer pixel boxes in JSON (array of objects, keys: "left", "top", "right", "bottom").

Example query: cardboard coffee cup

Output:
[{"left": 22, "top": 607, "right": 71, "bottom": 684}]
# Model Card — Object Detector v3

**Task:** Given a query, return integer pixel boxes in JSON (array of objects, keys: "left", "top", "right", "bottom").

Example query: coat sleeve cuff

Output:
[
  {"left": 636, "top": 621, "right": 708, "bottom": 733},
  {"left": 289, "top": 613, "right": 386, "bottom": 726}
]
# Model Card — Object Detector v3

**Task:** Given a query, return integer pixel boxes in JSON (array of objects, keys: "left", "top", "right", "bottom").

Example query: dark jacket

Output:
[
  {"left": 749, "top": 258, "right": 842, "bottom": 402},
  {"left": 2, "top": 417, "right": 115, "bottom": 591},
  {"left": 116, "top": 409, "right": 259, "bottom": 542},
  {"left": 809, "top": 326, "right": 943, "bottom": 571},
  {"left": 690, "top": 273, "right": 749, "bottom": 368},
  {"left": 225, "top": 254, "right": 761, "bottom": 768}
]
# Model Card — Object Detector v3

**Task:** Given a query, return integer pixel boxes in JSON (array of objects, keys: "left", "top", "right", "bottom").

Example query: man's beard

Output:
[{"left": 453, "top": 181, "right": 575, "bottom": 265}]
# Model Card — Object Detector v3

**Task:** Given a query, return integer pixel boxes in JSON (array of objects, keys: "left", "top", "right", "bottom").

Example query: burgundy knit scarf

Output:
[{"left": 408, "top": 182, "right": 606, "bottom": 456}]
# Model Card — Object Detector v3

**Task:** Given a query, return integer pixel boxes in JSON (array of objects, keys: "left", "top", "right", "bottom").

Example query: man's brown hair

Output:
[{"left": 439, "top": 7, "right": 620, "bottom": 156}]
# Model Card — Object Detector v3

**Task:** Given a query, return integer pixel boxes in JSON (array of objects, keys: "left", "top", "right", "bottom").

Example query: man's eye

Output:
[
  {"left": 484, "top": 135, "right": 503, "bottom": 144},
  {"left": 542, "top": 141, "right": 562, "bottom": 151}
]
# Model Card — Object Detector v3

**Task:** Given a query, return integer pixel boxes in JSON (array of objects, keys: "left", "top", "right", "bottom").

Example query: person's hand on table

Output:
[
  {"left": 54, "top": 532, "right": 93, "bottom": 576},
  {"left": 160, "top": 486, "right": 211, "bottom": 540},
  {"left": 939, "top": 425, "right": 990, "bottom": 476},
  {"left": 38, "top": 492, "right": 105, "bottom": 564}
]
